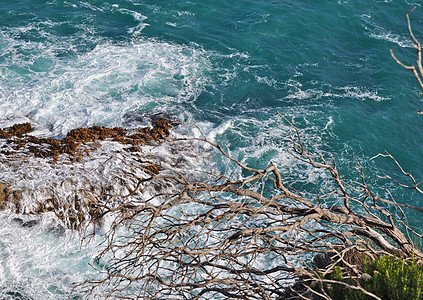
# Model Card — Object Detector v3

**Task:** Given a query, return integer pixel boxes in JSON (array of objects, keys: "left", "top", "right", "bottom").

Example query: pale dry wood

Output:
[
  {"left": 391, "top": 7, "right": 423, "bottom": 91},
  {"left": 70, "top": 114, "right": 423, "bottom": 299}
]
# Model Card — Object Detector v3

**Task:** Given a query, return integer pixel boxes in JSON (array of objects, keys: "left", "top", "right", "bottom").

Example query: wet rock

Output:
[
  {"left": 11, "top": 217, "right": 23, "bottom": 226},
  {"left": 0, "top": 183, "right": 12, "bottom": 206},
  {"left": 0, "top": 118, "right": 176, "bottom": 229},
  {"left": 0, "top": 118, "right": 174, "bottom": 163},
  {"left": 143, "top": 163, "right": 163, "bottom": 175},
  {"left": 21, "top": 219, "right": 39, "bottom": 228},
  {"left": 123, "top": 111, "right": 179, "bottom": 128},
  {"left": 11, "top": 218, "right": 39, "bottom": 228},
  {"left": 46, "top": 224, "right": 66, "bottom": 237},
  {"left": 313, "top": 253, "right": 332, "bottom": 269},
  {"left": 0, "top": 123, "right": 33, "bottom": 139},
  {"left": 0, "top": 183, "right": 22, "bottom": 213},
  {"left": 150, "top": 113, "right": 179, "bottom": 126},
  {"left": 0, "top": 285, "right": 33, "bottom": 300}
]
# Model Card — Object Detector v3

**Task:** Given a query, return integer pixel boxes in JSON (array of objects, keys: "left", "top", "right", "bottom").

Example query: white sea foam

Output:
[
  {"left": 116, "top": 8, "right": 149, "bottom": 35},
  {"left": 255, "top": 75, "right": 277, "bottom": 87},
  {"left": 332, "top": 85, "right": 389, "bottom": 102},
  {"left": 0, "top": 33, "right": 211, "bottom": 136},
  {"left": 285, "top": 78, "right": 390, "bottom": 102},
  {"left": 79, "top": 1, "right": 106, "bottom": 12},
  {"left": 0, "top": 17, "right": 218, "bottom": 296},
  {"left": 197, "top": 110, "right": 331, "bottom": 186},
  {"left": 0, "top": 119, "right": 224, "bottom": 297},
  {"left": 324, "top": 116, "right": 334, "bottom": 130},
  {"left": 0, "top": 3, "right": 370, "bottom": 297},
  {"left": 361, "top": 14, "right": 413, "bottom": 48},
  {"left": 0, "top": 211, "right": 101, "bottom": 299},
  {"left": 206, "top": 119, "right": 233, "bottom": 143}
]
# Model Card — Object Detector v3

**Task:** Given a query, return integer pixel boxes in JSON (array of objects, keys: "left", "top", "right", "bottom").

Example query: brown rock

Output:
[{"left": 0, "top": 118, "right": 174, "bottom": 163}]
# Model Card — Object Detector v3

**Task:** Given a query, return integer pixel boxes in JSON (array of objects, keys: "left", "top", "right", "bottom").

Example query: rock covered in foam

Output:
[
  {"left": 0, "top": 118, "right": 176, "bottom": 229},
  {"left": 0, "top": 119, "right": 173, "bottom": 163}
]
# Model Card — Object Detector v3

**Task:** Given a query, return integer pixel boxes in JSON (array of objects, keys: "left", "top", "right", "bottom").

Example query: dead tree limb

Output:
[
  {"left": 72, "top": 114, "right": 423, "bottom": 299},
  {"left": 391, "top": 6, "right": 423, "bottom": 91}
]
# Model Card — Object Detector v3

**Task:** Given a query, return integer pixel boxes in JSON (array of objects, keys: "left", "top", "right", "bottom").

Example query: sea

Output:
[{"left": 0, "top": 0, "right": 422, "bottom": 298}]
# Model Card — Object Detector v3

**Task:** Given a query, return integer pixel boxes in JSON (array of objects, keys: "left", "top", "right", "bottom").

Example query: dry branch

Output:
[
  {"left": 72, "top": 114, "right": 423, "bottom": 299},
  {"left": 391, "top": 6, "right": 423, "bottom": 91}
]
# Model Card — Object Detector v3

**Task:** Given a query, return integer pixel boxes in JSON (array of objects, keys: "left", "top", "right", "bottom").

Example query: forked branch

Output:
[
  {"left": 72, "top": 114, "right": 423, "bottom": 299},
  {"left": 391, "top": 6, "right": 423, "bottom": 90}
]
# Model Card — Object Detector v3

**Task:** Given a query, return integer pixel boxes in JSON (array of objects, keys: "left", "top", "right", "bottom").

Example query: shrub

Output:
[{"left": 326, "top": 256, "right": 423, "bottom": 300}]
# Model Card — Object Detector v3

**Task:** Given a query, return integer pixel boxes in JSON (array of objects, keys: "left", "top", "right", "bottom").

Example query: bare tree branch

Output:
[
  {"left": 391, "top": 7, "right": 423, "bottom": 91},
  {"left": 68, "top": 115, "right": 423, "bottom": 299}
]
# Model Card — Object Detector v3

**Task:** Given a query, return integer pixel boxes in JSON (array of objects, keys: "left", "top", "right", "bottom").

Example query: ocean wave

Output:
[
  {"left": 332, "top": 85, "right": 389, "bottom": 102},
  {"left": 285, "top": 78, "right": 390, "bottom": 102},
  {"left": 361, "top": 14, "right": 413, "bottom": 48},
  {"left": 0, "top": 211, "right": 99, "bottom": 299},
  {"left": 115, "top": 7, "right": 149, "bottom": 35},
  {"left": 197, "top": 110, "right": 332, "bottom": 187},
  {"left": 0, "top": 33, "right": 211, "bottom": 135}
]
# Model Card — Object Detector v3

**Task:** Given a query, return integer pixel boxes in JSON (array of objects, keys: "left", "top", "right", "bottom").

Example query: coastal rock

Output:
[
  {"left": 0, "top": 183, "right": 22, "bottom": 213},
  {"left": 11, "top": 217, "right": 39, "bottom": 228},
  {"left": 0, "top": 118, "right": 175, "bottom": 229},
  {"left": 0, "top": 118, "right": 173, "bottom": 163}
]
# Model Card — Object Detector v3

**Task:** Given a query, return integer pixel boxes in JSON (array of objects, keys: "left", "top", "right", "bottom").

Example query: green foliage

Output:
[
  {"left": 325, "top": 256, "right": 423, "bottom": 300},
  {"left": 362, "top": 255, "right": 423, "bottom": 299},
  {"left": 328, "top": 266, "right": 353, "bottom": 300}
]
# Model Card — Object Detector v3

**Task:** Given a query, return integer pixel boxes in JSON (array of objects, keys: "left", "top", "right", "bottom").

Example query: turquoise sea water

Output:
[{"left": 0, "top": 0, "right": 423, "bottom": 298}]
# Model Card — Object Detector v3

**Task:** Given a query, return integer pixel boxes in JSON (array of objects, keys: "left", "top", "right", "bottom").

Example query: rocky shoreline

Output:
[
  {"left": 0, "top": 118, "right": 172, "bottom": 163},
  {"left": 0, "top": 117, "right": 176, "bottom": 229}
]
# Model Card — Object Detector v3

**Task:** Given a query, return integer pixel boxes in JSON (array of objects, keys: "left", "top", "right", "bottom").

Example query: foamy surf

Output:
[
  {"left": 0, "top": 30, "right": 211, "bottom": 136},
  {"left": 0, "top": 0, "right": 421, "bottom": 298}
]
